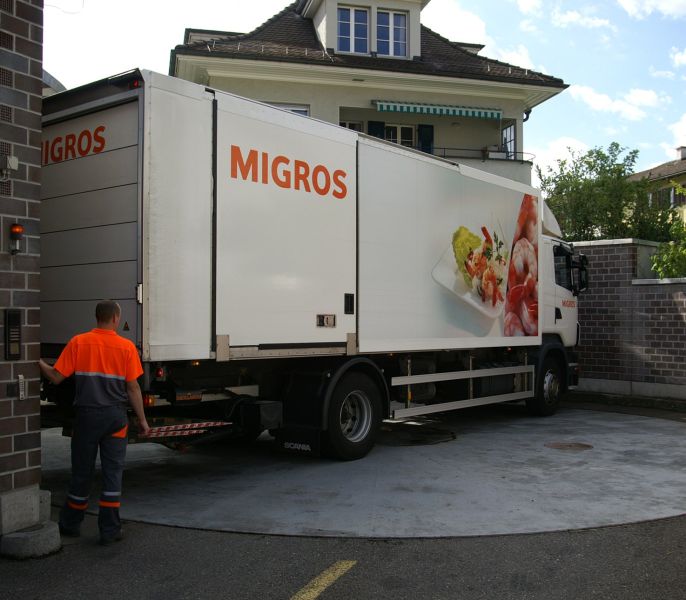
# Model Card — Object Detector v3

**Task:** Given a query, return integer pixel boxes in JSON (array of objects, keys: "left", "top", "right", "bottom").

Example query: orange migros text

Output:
[{"left": 230, "top": 145, "right": 348, "bottom": 200}]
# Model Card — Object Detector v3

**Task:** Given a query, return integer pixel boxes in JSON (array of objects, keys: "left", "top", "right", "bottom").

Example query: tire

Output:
[
  {"left": 324, "top": 372, "right": 382, "bottom": 461},
  {"left": 527, "top": 356, "right": 562, "bottom": 416}
]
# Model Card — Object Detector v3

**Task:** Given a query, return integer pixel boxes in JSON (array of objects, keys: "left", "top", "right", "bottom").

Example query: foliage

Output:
[
  {"left": 651, "top": 181, "right": 686, "bottom": 278},
  {"left": 536, "top": 142, "right": 677, "bottom": 242}
]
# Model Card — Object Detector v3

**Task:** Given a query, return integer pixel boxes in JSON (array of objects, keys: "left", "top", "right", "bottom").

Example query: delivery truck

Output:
[{"left": 40, "top": 69, "right": 588, "bottom": 459}]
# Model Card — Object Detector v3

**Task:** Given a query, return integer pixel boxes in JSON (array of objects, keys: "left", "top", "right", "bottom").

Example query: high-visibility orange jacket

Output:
[{"left": 54, "top": 329, "right": 143, "bottom": 408}]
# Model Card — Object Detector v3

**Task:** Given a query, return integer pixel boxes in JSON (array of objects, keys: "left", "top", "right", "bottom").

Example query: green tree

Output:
[
  {"left": 651, "top": 181, "right": 686, "bottom": 278},
  {"left": 536, "top": 142, "right": 676, "bottom": 242}
]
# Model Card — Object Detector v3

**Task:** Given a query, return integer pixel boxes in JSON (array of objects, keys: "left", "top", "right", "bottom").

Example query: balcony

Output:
[{"left": 420, "top": 146, "right": 535, "bottom": 186}]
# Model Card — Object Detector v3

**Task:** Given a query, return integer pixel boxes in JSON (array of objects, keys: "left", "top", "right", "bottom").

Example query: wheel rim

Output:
[
  {"left": 543, "top": 369, "right": 560, "bottom": 405},
  {"left": 339, "top": 390, "right": 373, "bottom": 443}
]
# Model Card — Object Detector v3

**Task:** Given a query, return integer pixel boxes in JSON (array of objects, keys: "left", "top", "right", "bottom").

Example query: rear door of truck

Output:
[{"left": 41, "top": 79, "right": 142, "bottom": 354}]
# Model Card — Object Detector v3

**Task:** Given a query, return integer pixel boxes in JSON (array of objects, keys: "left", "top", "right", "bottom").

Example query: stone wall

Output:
[
  {"left": 575, "top": 239, "right": 686, "bottom": 400},
  {"left": 0, "top": 0, "right": 44, "bottom": 535}
]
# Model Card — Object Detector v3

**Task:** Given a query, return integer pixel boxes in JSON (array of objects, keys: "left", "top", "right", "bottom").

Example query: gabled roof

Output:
[
  {"left": 171, "top": 2, "right": 567, "bottom": 91},
  {"left": 631, "top": 158, "right": 686, "bottom": 183}
]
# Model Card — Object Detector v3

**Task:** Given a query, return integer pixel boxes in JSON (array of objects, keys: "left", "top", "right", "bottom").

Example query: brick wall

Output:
[
  {"left": 0, "top": 0, "right": 43, "bottom": 496},
  {"left": 575, "top": 239, "right": 686, "bottom": 399}
]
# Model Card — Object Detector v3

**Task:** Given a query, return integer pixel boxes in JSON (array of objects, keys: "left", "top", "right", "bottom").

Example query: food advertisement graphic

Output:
[
  {"left": 504, "top": 194, "right": 539, "bottom": 336},
  {"left": 431, "top": 193, "right": 539, "bottom": 337}
]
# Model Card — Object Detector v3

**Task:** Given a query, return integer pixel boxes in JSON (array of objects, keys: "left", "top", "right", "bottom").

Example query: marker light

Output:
[{"left": 9, "top": 223, "right": 23, "bottom": 254}]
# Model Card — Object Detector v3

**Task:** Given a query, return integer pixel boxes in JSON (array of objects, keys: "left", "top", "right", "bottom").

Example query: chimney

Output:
[{"left": 678, "top": 146, "right": 686, "bottom": 160}]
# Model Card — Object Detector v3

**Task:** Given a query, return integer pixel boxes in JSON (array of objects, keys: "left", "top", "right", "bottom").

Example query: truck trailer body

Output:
[{"left": 41, "top": 70, "right": 588, "bottom": 459}]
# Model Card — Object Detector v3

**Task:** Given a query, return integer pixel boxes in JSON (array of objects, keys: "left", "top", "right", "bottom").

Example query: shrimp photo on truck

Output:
[{"left": 40, "top": 70, "right": 589, "bottom": 461}]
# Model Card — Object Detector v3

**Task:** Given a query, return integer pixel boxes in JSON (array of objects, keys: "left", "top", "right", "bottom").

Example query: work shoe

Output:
[
  {"left": 58, "top": 524, "right": 80, "bottom": 538},
  {"left": 99, "top": 530, "right": 124, "bottom": 546}
]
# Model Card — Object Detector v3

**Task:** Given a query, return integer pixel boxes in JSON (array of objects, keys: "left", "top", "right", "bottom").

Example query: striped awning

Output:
[{"left": 374, "top": 100, "right": 502, "bottom": 120}]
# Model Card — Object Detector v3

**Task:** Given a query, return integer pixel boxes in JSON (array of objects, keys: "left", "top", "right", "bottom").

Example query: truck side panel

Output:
[
  {"left": 41, "top": 100, "right": 140, "bottom": 347},
  {"left": 142, "top": 73, "right": 214, "bottom": 361},
  {"left": 214, "top": 94, "right": 357, "bottom": 349},
  {"left": 357, "top": 137, "right": 542, "bottom": 353}
]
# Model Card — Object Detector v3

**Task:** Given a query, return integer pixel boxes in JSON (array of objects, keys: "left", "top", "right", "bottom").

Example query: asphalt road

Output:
[
  {"left": 4, "top": 399, "right": 686, "bottom": 599},
  {"left": 2, "top": 511, "right": 686, "bottom": 599}
]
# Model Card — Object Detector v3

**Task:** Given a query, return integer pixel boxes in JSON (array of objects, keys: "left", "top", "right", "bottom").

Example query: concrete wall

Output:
[
  {"left": 574, "top": 239, "right": 686, "bottom": 400},
  {"left": 0, "top": 0, "right": 44, "bottom": 533}
]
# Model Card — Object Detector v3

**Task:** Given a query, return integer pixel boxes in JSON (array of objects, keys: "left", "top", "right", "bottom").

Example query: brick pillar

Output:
[{"left": 0, "top": 0, "right": 54, "bottom": 549}]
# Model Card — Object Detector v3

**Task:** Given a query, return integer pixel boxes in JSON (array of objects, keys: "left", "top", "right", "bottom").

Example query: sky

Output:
[{"left": 43, "top": 0, "right": 686, "bottom": 178}]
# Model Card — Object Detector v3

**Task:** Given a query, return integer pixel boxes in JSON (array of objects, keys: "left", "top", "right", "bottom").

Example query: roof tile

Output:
[{"left": 174, "top": 3, "right": 566, "bottom": 89}]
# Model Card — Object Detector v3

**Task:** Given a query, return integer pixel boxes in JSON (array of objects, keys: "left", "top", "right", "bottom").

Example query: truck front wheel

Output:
[
  {"left": 527, "top": 356, "right": 562, "bottom": 416},
  {"left": 325, "top": 372, "right": 381, "bottom": 461}
]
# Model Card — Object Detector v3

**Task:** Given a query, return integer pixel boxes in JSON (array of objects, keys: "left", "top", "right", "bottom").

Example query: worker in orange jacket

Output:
[{"left": 40, "top": 300, "right": 151, "bottom": 545}]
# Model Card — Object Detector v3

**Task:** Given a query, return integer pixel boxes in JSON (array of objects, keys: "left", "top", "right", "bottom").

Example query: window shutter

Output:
[
  {"left": 367, "top": 121, "right": 385, "bottom": 139},
  {"left": 417, "top": 124, "right": 434, "bottom": 154}
]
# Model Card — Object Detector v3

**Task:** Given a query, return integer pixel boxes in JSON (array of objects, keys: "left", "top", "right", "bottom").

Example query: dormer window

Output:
[
  {"left": 338, "top": 7, "right": 369, "bottom": 54},
  {"left": 377, "top": 11, "right": 407, "bottom": 57}
]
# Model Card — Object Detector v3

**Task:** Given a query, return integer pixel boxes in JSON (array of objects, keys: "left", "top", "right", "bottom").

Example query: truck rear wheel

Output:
[
  {"left": 527, "top": 356, "right": 562, "bottom": 416},
  {"left": 325, "top": 372, "right": 381, "bottom": 461}
]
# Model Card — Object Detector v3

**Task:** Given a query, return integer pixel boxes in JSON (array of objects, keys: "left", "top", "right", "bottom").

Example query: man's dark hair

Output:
[{"left": 95, "top": 300, "right": 121, "bottom": 324}]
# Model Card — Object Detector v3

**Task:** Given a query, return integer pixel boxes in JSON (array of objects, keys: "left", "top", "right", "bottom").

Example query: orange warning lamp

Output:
[{"left": 9, "top": 223, "right": 23, "bottom": 255}]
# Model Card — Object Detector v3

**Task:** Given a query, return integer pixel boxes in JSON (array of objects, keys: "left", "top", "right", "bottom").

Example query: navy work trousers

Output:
[{"left": 59, "top": 405, "right": 129, "bottom": 538}]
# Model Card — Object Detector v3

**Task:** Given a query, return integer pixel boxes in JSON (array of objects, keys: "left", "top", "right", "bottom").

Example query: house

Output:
[
  {"left": 170, "top": 0, "right": 568, "bottom": 184},
  {"left": 631, "top": 147, "right": 686, "bottom": 222}
]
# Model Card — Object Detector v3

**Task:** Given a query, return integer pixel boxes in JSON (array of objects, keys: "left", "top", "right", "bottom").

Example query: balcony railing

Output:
[{"left": 425, "top": 146, "right": 535, "bottom": 163}]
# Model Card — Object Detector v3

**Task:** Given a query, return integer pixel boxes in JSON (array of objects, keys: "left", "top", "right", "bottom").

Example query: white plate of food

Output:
[{"left": 432, "top": 225, "right": 509, "bottom": 319}]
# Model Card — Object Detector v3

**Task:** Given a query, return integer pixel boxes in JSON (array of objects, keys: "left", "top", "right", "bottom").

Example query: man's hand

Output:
[
  {"left": 39, "top": 359, "right": 65, "bottom": 386},
  {"left": 138, "top": 419, "right": 151, "bottom": 437}
]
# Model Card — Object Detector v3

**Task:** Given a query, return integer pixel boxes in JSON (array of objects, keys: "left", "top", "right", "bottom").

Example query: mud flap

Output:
[{"left": 276, "top": 426, "right": 322, "bottom": 456}]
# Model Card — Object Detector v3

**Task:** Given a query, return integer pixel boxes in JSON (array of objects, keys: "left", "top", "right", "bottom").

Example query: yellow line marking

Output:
[{"left": 290, "top": 560, "right": 357, "bottom": 600}]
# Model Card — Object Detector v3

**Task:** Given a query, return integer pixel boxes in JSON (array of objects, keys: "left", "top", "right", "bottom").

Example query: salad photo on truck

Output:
[{"left": 40, "top": 69, "right": 588, "bottom": 461}]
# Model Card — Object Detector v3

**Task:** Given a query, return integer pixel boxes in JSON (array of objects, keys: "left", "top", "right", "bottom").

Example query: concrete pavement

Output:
[{"left": 40, "top": 404, "right": 686, "bottom": 537}]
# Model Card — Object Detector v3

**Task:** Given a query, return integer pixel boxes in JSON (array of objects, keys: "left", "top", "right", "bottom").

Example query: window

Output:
[
  {"left": 501, "top": 123, "right": 515, "bottom": 159},
  {"left": 340, "top": 121, "right": 363, "bottom": 131},
  {"left": 384, "top": 124, "right": 414, "bottom": 148},
  {"left": 270, "top": 103, "right": 310, "bottom": 116},
  {"left": 554, "top": 246, "right": 574, "bottom": 292},
  {"left": 377, "top": 11, "right": 407, "bottom": 57},
  {"left": 338, "top": 7, "right": 368, "bottom": 54}
]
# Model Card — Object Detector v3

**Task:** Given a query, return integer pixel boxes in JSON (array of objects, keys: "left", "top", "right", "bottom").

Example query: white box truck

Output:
[{"left": 41, "top": 70, "right": 588, "bottom": 459}]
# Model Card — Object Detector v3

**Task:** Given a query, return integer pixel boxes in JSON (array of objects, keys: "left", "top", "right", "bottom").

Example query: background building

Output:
[
  {"left": 631, "top": 146, "right": 686, "bottom": 223},
  {"left": 170, "top": 0, "right": 567, "bottom": 185}
]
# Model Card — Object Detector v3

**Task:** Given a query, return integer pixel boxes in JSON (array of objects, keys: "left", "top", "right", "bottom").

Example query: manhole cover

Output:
[{"left": 545, "top": 442, "right": 593, "bottom": 452}]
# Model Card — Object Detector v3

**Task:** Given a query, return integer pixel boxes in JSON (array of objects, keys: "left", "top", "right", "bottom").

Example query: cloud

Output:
[
  {"left": 422, "top": 1, "right": 545, "bottom": 72},
  {"left": 669, "top": 113, "right": 686, "bottom": 146},
  {"left": 617, "top": 0, "right": 686, "bottom": 19},
  {"left": 520, "top": 19, "right": 539, "bottom": 33},
  {"left": 421, "top": 1, "right": 495, "bottom": 47},
  {"left": 551, "top": 7, "right": 617, "bottom": 31},
  {"left": 670, "top": 47, "right": 686, "bottom": 67},
  {"left": 497, "top": 44, "right": 536, "bottom": 70},
  {"left": 516, "top": 0, "right": 542, "bottom": 15},
  {"left": 649, "top": 66, "right": 675, "bottom": 79},
  {"left": 568, "top": 85, "right": 670, "bottom": 120},
  {"left": 530, "top": 137, "right": 590, "bottom": 188}
]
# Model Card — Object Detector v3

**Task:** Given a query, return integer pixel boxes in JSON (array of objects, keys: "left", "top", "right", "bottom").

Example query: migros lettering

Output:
[
  {"left": 42, "top": 125, "right": 106, "bottom": 166},
  {"left": 230, "top": 145, "right": 348, "bottom": 200}
]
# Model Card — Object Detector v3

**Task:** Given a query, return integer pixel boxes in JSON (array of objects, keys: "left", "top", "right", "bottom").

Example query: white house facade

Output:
[{"left": 170, "top": 0, "right": 567, "bottom": 184}]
